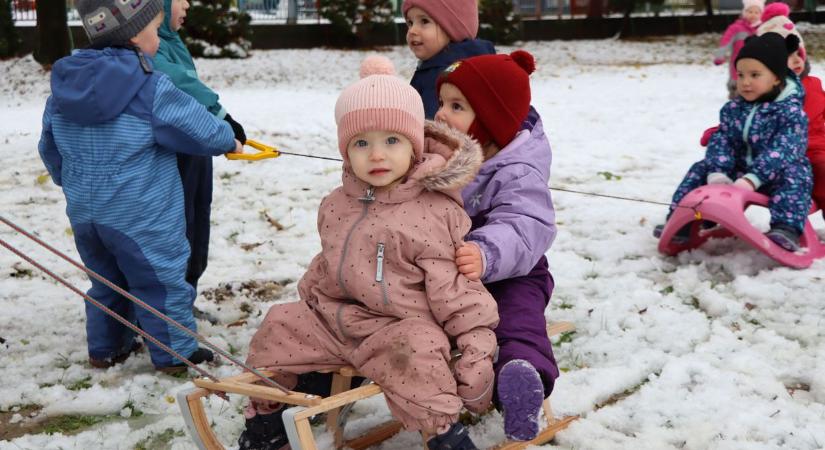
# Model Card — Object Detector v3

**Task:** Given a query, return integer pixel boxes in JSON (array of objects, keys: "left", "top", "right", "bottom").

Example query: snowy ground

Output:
[{"left": 2, "top": 33, "right": 825, "bottom": 450}]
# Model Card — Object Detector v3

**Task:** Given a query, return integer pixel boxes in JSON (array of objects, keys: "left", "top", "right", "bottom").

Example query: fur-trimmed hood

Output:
[{"left": 342, "top": 120, "right": 483, "bottom": 205}]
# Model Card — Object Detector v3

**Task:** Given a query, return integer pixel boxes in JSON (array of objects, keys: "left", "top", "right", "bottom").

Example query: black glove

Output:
[{"left": 224, "top": 113, "right": 247, "bottom": 144}]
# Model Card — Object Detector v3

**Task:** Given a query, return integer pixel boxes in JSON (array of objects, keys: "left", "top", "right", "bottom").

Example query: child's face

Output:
[
  {"left": 435, "top": 83, "right": 475, "bottom": 135},
  {"left": 171, "top": 0, "right": 190, "bottom": 32},
  {"left": 405, "top": 7, "right": 450, "bottom": 61},
  {"left": 130, "top": 12, "right": 164, "bottom": 56},
  {"left": 788, "top": 50, "right": 805, "bottom": 76},
  {"left": 743, "top": 6, "right": 761, "bottom": 24},
  {"left": 347, "top": 130, "right": 414, "bottom": 189},
  {"left": 736, "top": 58, "right": 781, "bottom": 101}
]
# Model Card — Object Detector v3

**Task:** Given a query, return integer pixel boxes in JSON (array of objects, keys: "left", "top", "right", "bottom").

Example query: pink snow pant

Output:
[{"left": 244, "top": 301, "right": 494, "bottom": 433}]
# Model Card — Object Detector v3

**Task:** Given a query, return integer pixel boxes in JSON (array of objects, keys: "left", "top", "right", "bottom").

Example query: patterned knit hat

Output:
[
  {"left": 77, "top": 0, "right": 163, "bottom": 48},
  {"left": 437, "top": 50, "right": 535, "bottom": 149},
  {"left": 335, "top": 56, "right": 426, "bottom": 163},
  {"left": 402, "top": 0, "right": 479, "bottom": 41},
  {"left": 757, "top": 2, "right": 805, "bottom": 59}
]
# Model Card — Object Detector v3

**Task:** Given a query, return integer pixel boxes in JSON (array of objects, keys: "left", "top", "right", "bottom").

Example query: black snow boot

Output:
[
  {"left": 155, "top": 347, "right": 214, "bottom": 375},
  {"left": 238, "top": 409, "right": 290, "bottom": 450},
  {"left": 426, "top": 423, "right": 478, "bottom": 450}
]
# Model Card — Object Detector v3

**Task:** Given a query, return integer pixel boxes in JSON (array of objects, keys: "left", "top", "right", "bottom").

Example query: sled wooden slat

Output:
[
  {"left": 344, "top": 420, "right": 405, "bottom": 450},
  {"left": 179, "top": 322, "right": 578, "bottom": 450},
  {"left": 192, "top": 378, "right": 322, "bottom": 406}
]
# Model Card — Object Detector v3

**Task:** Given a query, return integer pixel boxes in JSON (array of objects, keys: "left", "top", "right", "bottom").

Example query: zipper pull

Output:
[
  {"left": 375, "top": 243, "right": 385, "bottom": 282},
  {"left": 359, "top": 186, "right": 376, "bottom": 203}
]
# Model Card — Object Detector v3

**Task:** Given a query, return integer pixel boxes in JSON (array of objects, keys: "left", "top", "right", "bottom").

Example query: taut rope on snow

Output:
[{"left": 0, "top": 215, "right": 289, "bottom": 393}]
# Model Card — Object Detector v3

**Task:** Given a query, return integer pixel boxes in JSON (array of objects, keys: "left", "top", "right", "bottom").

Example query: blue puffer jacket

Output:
[
  {"left": 39, "top": 47, "right": 234, "bottom": 220},
  {"left": 706, "top": 76, "right": 809, "bottom": 190},
  {"left": 411, "top": 39, "right": 496, "bottom": 118}
]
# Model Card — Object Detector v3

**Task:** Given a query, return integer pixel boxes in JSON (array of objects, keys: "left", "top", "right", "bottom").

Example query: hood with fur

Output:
[{"left": 342, "top": 120, "right": 482, "bottom": 205}]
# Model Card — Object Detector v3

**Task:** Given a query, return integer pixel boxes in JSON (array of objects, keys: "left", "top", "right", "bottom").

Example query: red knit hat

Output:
[
  {"left": 437, "top": 50, "right": 536, "bottom": 148},
  {"left": 402, "top": 0, "right": 479, "bottom": 41}
]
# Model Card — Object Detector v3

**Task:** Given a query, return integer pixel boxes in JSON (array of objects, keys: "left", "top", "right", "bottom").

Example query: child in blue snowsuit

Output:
[
  {"left": 402, "top": 0, "right": 495, "bottom": 118},
  {"left": 662, "top": 33, "right": 813, "bottom": 251},
  {"left": 38, "top": 0, "right": 240, "bottom": 372},
  {"left": 153, "top": 0, "right": 246, "bottom": 292}
]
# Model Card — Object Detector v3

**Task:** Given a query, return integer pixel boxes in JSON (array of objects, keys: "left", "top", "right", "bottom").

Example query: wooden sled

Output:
[
  {"left": 178, "top": 322, "right": 578, "bottom": 450},
  {"left": 659, "top": 184, "right": 825, "bottom": 269}
]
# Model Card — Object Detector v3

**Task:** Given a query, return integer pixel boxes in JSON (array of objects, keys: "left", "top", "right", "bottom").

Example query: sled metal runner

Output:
[
  {"left": 178, "top": 322, "right": 578, "bottom": 450},
  {"left": 658, "top": 185, "right": 825, "bottom": 269}
]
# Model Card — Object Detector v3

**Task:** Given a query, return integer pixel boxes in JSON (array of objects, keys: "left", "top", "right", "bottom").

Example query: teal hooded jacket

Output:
[{"left": 154, "top": 0, "right": 225, "bottom": 118}]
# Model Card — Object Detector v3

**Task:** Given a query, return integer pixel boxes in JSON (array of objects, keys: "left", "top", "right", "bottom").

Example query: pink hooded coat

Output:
[
  {"left": 245, "top": 121, "right": 499, "bottom": 432},
  {"left": 715, "top": 18, "right": 759, "bottom": 80}
]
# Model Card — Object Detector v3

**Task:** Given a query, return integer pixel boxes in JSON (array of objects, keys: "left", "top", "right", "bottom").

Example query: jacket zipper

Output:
[
  {"left": 336, "top": 186, "right": 375, "bottom": 299},
  {"left": 376, "top": 243, "right": 390, "bottom": 305}
]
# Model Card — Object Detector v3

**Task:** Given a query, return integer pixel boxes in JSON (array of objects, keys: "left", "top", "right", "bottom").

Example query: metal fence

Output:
[{"left": 10, "top": 0, "right": 804, "bottom": 24}]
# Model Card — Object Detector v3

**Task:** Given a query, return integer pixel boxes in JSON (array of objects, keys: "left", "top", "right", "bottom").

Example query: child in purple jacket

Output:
[{"left": 435, "top": 50, "right": 557, "bottom": 442}]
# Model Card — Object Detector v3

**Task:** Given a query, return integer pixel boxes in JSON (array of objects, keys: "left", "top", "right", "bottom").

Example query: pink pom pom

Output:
[
  {"left": 761, "top": 2, "right": 789, "bottom": 21},
  {"left": 360, "top": 55, "right": 395, "bottom": 78},
  {"left": 510, "top": 50, "right": 536, "bottom": 75}
]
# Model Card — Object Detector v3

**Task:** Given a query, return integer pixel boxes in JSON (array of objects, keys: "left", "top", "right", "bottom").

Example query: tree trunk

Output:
[
  {"left": 35, "top": 0, "right": 71, "bottom": 67},
  {"left": 704, "top": 0, "right": 714, "bottom": 16}
]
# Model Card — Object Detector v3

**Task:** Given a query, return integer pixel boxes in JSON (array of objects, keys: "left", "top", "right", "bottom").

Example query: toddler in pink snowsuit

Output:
[
  {"left": 714, "top": 0, "right": 763, "bottom": 98},
  {"left": 237, "top": 56, "right": 498, "bottom": 450}
]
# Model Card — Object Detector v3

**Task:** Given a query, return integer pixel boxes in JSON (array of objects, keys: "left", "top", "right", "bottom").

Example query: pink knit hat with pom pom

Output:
[
  {"left": 402, "top": 0, "right": 479, "bottom": 41},
  {"left": 335, "top": 55, "right": 426, "bottom": 163},
  {"left": 757, "top": 2, "right": 806, "bottom": 58}
]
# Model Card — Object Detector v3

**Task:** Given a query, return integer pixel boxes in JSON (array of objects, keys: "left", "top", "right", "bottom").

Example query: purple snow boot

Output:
[{"left": 497, "top": 359, "right": 544, "bottom": 441}]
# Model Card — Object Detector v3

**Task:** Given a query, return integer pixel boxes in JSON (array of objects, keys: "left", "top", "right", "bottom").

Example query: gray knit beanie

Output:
[{"left": 77, "top": 0, "right": 163, "bottom": 48}]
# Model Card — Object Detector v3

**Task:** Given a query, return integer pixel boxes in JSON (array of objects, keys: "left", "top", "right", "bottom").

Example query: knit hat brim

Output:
[{"left": 79, "top": 0, "right": 163, "bottom": 48}]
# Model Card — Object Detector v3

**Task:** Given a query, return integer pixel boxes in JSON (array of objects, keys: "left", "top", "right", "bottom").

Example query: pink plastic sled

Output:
[{"left": 658, "top": 184, "right": 825, "bottom": 269}]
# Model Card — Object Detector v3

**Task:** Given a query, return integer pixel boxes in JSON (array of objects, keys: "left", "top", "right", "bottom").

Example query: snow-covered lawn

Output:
[{"left": 2, "top": 34, "right": 824, "bottom": 449}]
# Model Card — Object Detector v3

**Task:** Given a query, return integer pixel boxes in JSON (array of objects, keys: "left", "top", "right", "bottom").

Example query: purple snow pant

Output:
[{"left": 486, "top": 256, "right": 558, "bottom": 398}]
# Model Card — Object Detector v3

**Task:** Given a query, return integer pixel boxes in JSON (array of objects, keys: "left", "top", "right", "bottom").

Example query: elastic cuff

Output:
[
  {"left": 743, "top": 173, "right": 762, "bottom": 190},
  {"left": 215, "top": 106, "right": 227, "bottom": 119}
]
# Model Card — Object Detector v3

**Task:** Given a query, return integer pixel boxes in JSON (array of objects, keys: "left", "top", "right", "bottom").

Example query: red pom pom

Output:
[{"left": 510, "top": 50, "right": 536, "bottom": 75}]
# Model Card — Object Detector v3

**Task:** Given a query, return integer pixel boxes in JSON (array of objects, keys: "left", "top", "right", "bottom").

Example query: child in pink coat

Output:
[
  {"left": 714, "top": 0, "right": 764, "bottom": 98},
  {"left": 236, "top": 56, "right": 498, "bottom": 450}
]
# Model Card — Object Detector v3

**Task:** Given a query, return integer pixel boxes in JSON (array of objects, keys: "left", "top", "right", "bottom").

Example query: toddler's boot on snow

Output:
[
  {"left": 766, "top": 225, "right": 801, "bottom": 252},
  {"left": 89, "top": 339, "right": 143, "bottom": 369},
  {"left": 426, "top": 422, "right": 478, "bottom": 450},
  {"left": 497, "top": 359, "right": 544, "bottom": 441},
  {"left": 238, "top": 409, "right": 290, "bottom": 450},
  {"left": 155, "top": 347, "right": 214, "bottom": 375}
]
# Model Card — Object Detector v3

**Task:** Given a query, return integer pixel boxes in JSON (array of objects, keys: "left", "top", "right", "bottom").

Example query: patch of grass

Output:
[
  {"left": 123, "top": 400, "right": 143, "bottom": 418},
  {"left": 558, "top": 301, "right": 574, "bottom": 310},
  {"left": 557, "top": 331, "right": 576, "bottom": 344},
  {"left": 134, "top": 428, "right": 185, "bottom": 450},
  {"left": 597, "top": 171, "right": 622, "bottom": 181},
  {"left": 66, "top": 376, "right": 92, "bottom": 391},
  {"left": 42, "top": 415, "right": 110, "bottom": 435},
  {"left": 659, "top": 286, "right": 674, "bottom": 295}
]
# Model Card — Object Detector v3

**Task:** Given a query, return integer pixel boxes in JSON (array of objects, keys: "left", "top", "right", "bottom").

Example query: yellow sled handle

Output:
[{"left": 226, "top": 139, "right": 281, "bottom": 161}]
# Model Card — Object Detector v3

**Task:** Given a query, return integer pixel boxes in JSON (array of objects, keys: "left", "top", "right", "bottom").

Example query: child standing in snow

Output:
[
  {"left": 659, "top": 33, "right": 812, "bottom": 251},
  {"left": 435, "top": 50, "right": 559, "bottom": 442},
  {"left": 38, "top": 0, "right": 241, "bottom": 372},
  {"left": 237, "top": 56, "right": 498, "bottom": 450},
  {"left": 714, "top": 0, "right": 763, "bottom": 99},
  {"left": 153, "top": 0, "right": 247, "bottom": 293},
  {"left": 403, "top": 0, "right": 495, "bottom": 118}
]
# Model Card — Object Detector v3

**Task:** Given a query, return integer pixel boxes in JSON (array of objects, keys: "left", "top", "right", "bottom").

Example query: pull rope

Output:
[
  {"left": 273, "top": 150, "right": 705, "bottom": 214},
  {"left": 0, "top": 215, "right": 288, "bottom": 393}
]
